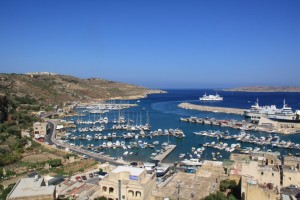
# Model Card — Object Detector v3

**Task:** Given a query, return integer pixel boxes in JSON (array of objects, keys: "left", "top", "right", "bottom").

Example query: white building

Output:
[{"left": 7, "top": 177, "right": 56, "bottom": 200}]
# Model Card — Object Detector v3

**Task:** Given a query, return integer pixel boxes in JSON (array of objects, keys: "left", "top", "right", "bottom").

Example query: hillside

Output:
[
  {"left": 224, "top": 86, "right": 300, "bottom": 92},
  {"left": 0, "top": 73, "right": 163, "bottom": 105}
]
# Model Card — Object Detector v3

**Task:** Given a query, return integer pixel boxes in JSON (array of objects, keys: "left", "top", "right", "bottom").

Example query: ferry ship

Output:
[
  {"left": 244, "top": 99, "right": 300, "bottom": 122},
  {"left": 199, "top": 92, "right": 223, "bottom": 101}
]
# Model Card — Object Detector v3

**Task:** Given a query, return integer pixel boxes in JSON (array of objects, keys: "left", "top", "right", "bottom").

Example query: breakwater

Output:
[{"left": 178, "top": 102, "right": 244, "bottom": 115}]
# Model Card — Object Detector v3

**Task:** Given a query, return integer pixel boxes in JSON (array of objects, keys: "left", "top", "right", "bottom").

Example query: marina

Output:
[
  {"left": 179, "top": 116, "right": 292, "bottom": 133},
  {"left": 60, "top": 90, "right": 300, "bottom": 163}
]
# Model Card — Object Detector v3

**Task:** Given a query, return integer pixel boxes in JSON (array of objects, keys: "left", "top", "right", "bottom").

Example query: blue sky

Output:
[{"left": 0, "top": 0, "right": 299, "bottom": 88}]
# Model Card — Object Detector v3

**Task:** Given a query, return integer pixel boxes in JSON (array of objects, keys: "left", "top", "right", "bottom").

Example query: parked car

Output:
[
  {"left": 93, "top": 172, "right": 99, "bottom": 177},
  {"left": 287, "top": 184, "right": 298, "bottom": 189},
  {"left": 98, "top": 172, "right": 108, "bottom": 179},
  {"left": 75, "top": 176, "right": 82, "bottom": 182},
  {"left": 81, "top": 175, "right": 87, "bottom": 180},
  {"left": 89, "top": 173, "right": 93, "bottom": 178}
]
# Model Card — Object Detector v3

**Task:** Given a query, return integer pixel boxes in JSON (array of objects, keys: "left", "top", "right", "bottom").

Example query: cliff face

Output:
[
  {"left": 0, "top": 73, "right": 163, "bottom": 105},
  {"left": 0, "top": 94, "right": 9, "bottom": 123}
]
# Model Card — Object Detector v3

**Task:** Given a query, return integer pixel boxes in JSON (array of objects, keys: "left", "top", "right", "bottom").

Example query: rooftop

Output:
[
  {"left": 7, "top": 178, "right": 55, "bottom": 199},
  {"left": 284, "top": 156, "right": 300, "bottom": 162},
  {"left": 202, "top": 160, "right": 223, "bottom": 167},
  {"left": 112, "top": 166, "right": 145, "bottom": 176},
  {"left": 153, "top": 172, "right": 219, "bottom": 199}
]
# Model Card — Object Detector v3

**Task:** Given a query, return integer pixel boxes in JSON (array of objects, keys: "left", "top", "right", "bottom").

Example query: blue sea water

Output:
[{"left": 65, "top": 89, "right": 300, "bottom": 163}]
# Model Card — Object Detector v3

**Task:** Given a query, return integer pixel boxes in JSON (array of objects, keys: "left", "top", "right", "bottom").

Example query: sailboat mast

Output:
[{"left": 147, "top": 110, "right": 150, "bottom": 126}]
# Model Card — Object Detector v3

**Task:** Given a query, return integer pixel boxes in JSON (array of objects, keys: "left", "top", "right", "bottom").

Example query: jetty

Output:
[
  {"left": 178, "top": 102, "right": 244, "bottom": 115},
  {"left": 152, "top": 145, "right": 176, "bottom": 162}
]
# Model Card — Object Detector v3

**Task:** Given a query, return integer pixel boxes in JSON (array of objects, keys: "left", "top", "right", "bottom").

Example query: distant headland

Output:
[{"left": 224, "top": 86, "right": 300, "bottom": 92}]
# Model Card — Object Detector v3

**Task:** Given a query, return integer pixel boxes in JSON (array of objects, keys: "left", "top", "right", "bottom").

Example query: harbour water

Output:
[{"left": 64, "top": 89, "right": 300, "bottom": 163}]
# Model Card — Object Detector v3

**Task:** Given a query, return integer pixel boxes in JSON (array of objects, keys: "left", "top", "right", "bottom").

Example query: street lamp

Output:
[{"left": 177, "top": 180, "right": 181, "bottom": 200}]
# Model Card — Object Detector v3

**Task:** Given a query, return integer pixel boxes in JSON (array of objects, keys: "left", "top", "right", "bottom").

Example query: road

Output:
[{"left": 46, "top": 119, "right": 128, "bottom": 166}]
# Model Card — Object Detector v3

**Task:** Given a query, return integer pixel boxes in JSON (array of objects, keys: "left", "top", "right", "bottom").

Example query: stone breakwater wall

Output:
[{"left": 178, "top": 102, "right": 244, "bottom": 115}]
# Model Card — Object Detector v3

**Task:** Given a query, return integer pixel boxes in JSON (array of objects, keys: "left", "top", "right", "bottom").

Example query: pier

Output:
[
  {"left": 152, "top": 145, "right": 176, "bottom": 162},
  {"left": 178, "top": 102, "right": 244, "bottom": 115},
  {"left": 180, "top": 116, "right": 300, "bottom": 134}
]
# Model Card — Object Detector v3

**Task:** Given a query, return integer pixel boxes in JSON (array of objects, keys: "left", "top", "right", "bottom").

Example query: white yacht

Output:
[
  {"left": 244, "top": 99, "right": 300, "bottom": 122},
  {"left": 199, "top": 92, "right": 223, "bottom": 101},
  {"left": 180, "top": 158, "right": 203, "bottom": 166}
]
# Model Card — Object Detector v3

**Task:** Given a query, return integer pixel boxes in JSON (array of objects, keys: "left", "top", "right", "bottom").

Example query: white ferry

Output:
[
  {"left": 244, "top": 99, "right": 300, "bottom": 122},
  {"left": 199, "top": 92, "right": 223, "bottom": 101}
]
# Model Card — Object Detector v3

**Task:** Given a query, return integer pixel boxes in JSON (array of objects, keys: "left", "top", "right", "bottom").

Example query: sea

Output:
[{"left": 64, "top": 89, "right": 300, "bottom": 163}]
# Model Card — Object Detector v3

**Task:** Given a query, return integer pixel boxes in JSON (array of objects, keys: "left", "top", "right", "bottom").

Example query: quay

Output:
[
  {"left": 152, "top": 145, "right": 176, "bottom": 162},
  {"left": 178, "top": 102, "right": 244, "bottom": 115},
  {"left": 180, "top": 116, "right": 300, "bottom": 134}
]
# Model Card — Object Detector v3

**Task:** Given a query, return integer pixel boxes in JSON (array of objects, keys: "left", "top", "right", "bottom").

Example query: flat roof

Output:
[
  {"left": 7, "top": 178, "right": 55, "bottom": 199},
  {"left": 112, "top": 166, "right": 145, "bottom": 176},
  {"left": 202, "top": 160, "right": 223, "bottom": 167},
  {"left": 284, "top": 156, "right": 300, "bottom": 162}
]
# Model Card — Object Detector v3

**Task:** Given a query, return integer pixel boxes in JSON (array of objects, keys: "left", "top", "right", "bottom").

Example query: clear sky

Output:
[{"left": 0, "top": 0, "right": 299, "bottom": 89}]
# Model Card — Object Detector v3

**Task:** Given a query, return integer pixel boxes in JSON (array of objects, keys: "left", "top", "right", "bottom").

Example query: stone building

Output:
[
  {"left": 99, "top": 166, "right": 156, "bottom": 200},
  {"left": 33, "top": 122, "right": 48, "bottom": 136}
]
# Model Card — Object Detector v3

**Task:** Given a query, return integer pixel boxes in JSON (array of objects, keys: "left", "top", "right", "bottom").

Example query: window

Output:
[
  {"left": 136, "top": 191, "right": 142, "bottom": 198},
  {"left": 272, "top": 173, "right": 274, "bottom": 176},
  {"left": 102, "top": 186, "right": 107, "bottom": 193},
  {"left": 128, "top": 190, "right": 134, "bottom": 197},
  {"left": 109, "top": 187, "right": 114, "bottom": 194},
  {"left": 261, "top": 172, "right": 264, "bottom": 175},
  {"left": 122, "top": 195, "right": 125, "bottom": 199}
]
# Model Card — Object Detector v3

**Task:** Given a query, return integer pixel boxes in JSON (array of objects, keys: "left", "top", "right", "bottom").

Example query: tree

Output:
[
  {"left": 203, "top": 192, "right": 227, "bottom": 200},
  {"left": 94, "top": 196, "right": 107, "bottom": 200},
  {"left": 220, "top": 179, "right": 237, "bottom": 192},
  {"left": 228, "top": 194, "right": 237, "bottom": 200},
  {"left": 0, "top": 183, "right": 15, "bottom": 199},
  {"left": 219, "top": 179, "right": 241, "bottom": 200}
]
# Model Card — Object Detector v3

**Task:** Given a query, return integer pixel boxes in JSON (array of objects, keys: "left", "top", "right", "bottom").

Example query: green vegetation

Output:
[
  {"left": 94, "top": 197, "right": 107, "bottom": 200},
  {"left": 219, "top": 179, "right": 240, "bottom": 199},
  {"left": 0, "top": 183, "right": 15, "bottom": 200},
  {"left": 203, "top": 179, "right": 240, "bottom": 200},
  {"left": 203, "top": 191, "right": 229, "bottom": 200},
  {"left": 0, "top": 93, "right": 40, "bottom": 167}
]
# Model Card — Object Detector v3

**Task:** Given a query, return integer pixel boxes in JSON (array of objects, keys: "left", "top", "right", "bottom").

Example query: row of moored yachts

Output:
[{"left": 193, "top": 130, "right": 300, "bottom": 151}]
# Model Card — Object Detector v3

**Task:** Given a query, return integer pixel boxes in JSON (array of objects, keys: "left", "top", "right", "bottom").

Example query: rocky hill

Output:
[
  {"left": 0, "top": 73, "right": 163, "bottom": 105},
  {"left": 224, "top": 86, "right": 300, "bottom": 92}
]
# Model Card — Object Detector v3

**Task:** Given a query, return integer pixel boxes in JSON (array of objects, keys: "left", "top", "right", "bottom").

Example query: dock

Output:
[
  {"left": 178, "top": 102, "right": 244, "bottom": 115},
  {"left": 152, "top": 145, "right": 176, "bottom": 162}
]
